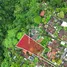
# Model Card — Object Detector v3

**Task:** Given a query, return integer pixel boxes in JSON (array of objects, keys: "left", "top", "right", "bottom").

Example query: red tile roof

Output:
[{"left": 40, "top": 10, "right": 45, "bottom": 17}]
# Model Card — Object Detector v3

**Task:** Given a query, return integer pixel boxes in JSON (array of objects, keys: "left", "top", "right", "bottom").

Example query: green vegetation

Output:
[{"left": 0, "top": 0, "right": 67, "bottom": 67}]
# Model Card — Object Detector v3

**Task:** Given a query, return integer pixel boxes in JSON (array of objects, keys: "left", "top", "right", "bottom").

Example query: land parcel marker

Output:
[{"left": 16, "top": 34, "right": 44, "bottom": 55}]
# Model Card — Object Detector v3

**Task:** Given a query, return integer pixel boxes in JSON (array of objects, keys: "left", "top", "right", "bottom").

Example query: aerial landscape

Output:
[{"left": 0, "top": 0, "right": 67, "bottom": 67}]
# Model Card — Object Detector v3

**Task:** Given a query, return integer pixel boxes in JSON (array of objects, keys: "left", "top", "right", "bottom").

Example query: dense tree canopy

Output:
[{"left": 0, "top": 0, "right": 67, "bottom": 67}]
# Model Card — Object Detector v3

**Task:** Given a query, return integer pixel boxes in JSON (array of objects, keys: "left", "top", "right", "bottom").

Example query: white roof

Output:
[
  {"left": 61, "top": 21, "right": 67, "bottom": 27},
  {"left": 61, "top": 41, "right": 65, "bottom": 45},
  {"left": 35, "top": 65, "right": 42, "bottom": 67}
]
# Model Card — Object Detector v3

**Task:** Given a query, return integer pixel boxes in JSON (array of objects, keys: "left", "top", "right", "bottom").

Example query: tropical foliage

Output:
[{"left": 0, "top": 0, "right": 67, "bottom": 67}]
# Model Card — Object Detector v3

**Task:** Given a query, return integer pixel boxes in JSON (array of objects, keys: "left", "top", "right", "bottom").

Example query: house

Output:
[
  {"left": 47, "top": 40, "right": 60, "bottom": 60},
  {"left": 40, "top": 10, "right": 45, "bottom": 17},
  {"left": 48, "top": 40, "right": 59, "bottom": 50},
  {"left": 37, "top": 37, "right": 44, "bottom": 43},
  {"left": 46, "top": 25, "right": 55, "bottom": 34},
  {"left": 47, "top": 50, "right": 57, "bottom": 60},
  {"left": 29, "top": 27, "right": 43, "bottom": 41},
  {"left": 61, "top": 21, "right": 67, "bottom": 27},
  {"left": 44, "top": 17, "right": 56, "bottom": 34},
  {"left": 29, "top": 28, "right": 39, "bottom": 40},
  {"left": 61, "top": 48, "right": 67, "bottom": 62},
  {"left": 65, "top": 14, "right": 67, "bottom": 18},
  {"left": 58, "top": 30, "right": 64, "bottom": 38},
  {"left": 63, "top": 62, "right": 67, "bottom": 67},
  {"left": 47, "top": 17, "right": 55, "bottom": 26},
  {"left": 58, "top": 29, "right": 67, "bottom": 42}
]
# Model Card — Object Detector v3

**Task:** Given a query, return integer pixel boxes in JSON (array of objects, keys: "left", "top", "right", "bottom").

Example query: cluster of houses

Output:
[
  {"left": 47, "top": 40, "right": 59, "bottom": 60},
  {"left": 44, "top": 17, "right": 67, "bottom": 66},
  {"left": 16, "top": 15, "right": 67, "bottom": 67},
  {"left": 28, "top": 16, "right": 67, "bottom": 66}
]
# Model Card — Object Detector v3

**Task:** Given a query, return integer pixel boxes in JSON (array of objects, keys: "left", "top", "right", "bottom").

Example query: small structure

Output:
[
  {"left": 47, "top": 17, "right": 55, "bottom": 26},
  {"left": 47, "top": 40, "right": 59, "bottom": 59},
  {"left": 29, "top": 28, "right": 39, "bottom": 40},
  {"left": 44, "top": 17, "right": 56, "bottom": 35},
  {"left": 29, "top": 27, "right": 43, "bottom": 40},
  {"left": 58, "top": 29, "right": 67, "bottom": 42},
  {"left": 61, "top": 21, "right": 67, "bottom": 27},
  {"left": 63, "top": 62, "right": 67, "bottom": 67},
  {"left": 40, "top": 10, "right": 45, "bottom": 17},
  {"left": 48, "top": 40, "right": 59, "bottom": 50},
  {"left": 61, "top": 48, "right": 67, "bottom": 62},
  {"left": 46, "top": 25, "right": 55, "bottom": 34}
]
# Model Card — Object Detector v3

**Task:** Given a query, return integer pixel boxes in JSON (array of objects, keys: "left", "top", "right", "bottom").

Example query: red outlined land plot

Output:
[{"left": 16, "top": 34, "right": 44, "bottom": 55}]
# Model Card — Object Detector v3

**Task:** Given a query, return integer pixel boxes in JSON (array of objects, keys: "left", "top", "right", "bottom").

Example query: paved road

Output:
[{"left": 38, "top": 56, "right": 58, "bottom": 67}]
